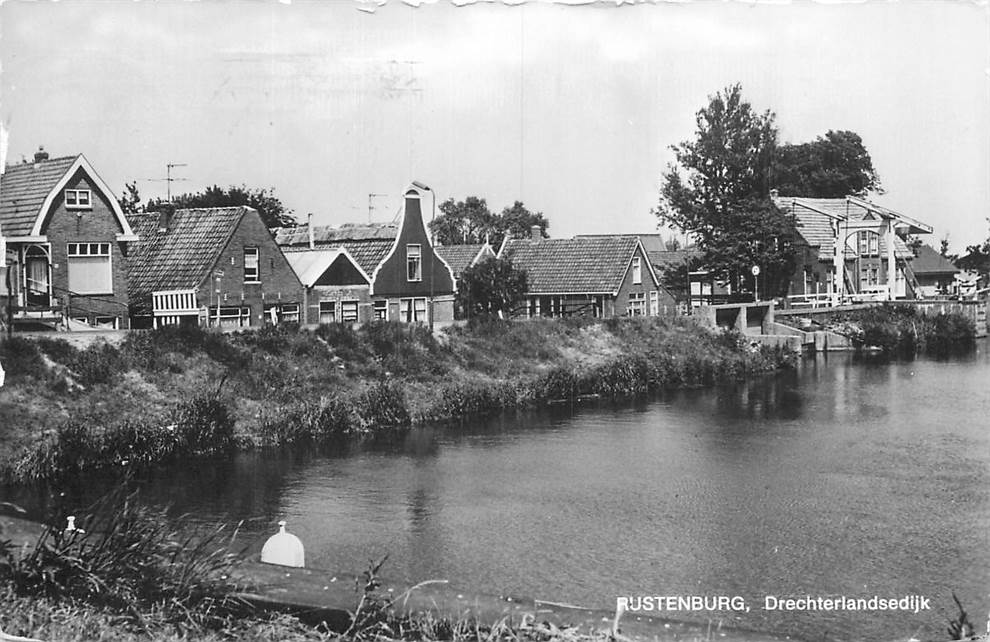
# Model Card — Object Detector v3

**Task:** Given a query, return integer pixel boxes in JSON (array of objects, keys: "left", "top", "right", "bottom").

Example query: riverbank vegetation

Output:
[
  {"left": 0, "top": 317, "right": 793, "bottom": 484},
  {"left": 0, "top": 487, "right": 621, "bottom": 641},
  {"left": 778, "top": 304, "right": 977, "bottom": 355}
]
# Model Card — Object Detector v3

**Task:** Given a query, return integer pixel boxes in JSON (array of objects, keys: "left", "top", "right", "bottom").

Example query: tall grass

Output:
[{"left": 0, "top": 487, "right": 246, "bottom": 630}]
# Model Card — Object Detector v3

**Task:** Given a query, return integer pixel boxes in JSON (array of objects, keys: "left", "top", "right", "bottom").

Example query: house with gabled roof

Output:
[
  {"left": 910, "top": 244, "right": 960, "bottom": 298},
  {"left": 772, "top": 192, "right": 932, "bottom": 306},
  {"left": 275, "top": 182, "right": 456, "bottom": 325},
  {"left": 0, "top": 147, "right": 139, "bottom": 330},
  {"left": 435, "top": 243, "right": 496, "bottom": 282},
  {"left": 127, "top": 206, "right": 305, "bottom": 328},
  {"left": 498, "top": 229, "right": 676, "bottom": 318}
]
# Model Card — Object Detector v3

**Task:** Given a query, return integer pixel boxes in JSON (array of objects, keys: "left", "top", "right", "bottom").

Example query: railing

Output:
[
  {"left": 785, "top": 293, "right": 832, "bottom": 309},
  {"left": 152, "top": 289, "right": 199, "bottom": 316}
]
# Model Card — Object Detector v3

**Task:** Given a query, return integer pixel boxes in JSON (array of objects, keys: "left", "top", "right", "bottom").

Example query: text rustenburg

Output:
[
  {"left": 618, "top": 596, "right": 747, "bottom": 612},
  {"left": 764, "top": 595, "right": 930, "bottom": 614}
]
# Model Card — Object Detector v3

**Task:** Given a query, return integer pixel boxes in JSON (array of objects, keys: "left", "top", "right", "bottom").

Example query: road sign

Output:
[{"left": 751, "top": 265, "right": 761, "bottom": 276}]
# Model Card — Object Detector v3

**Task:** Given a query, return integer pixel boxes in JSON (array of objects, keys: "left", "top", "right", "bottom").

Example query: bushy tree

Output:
[
  {"left": 955, "top": 220, "right": 990, "bottom": 275},
  {"left": 655, "top": 84, "right": 796, "bottom": 297},
  {"left": 145, "top": 185, "right": 296, "bottom": 229},
  {"left": 430, "top": 198, "right": 548, "bottom": 247},
  {"left": 456, "top": 258, "right": 528, "bottom": 318},
  {"left": 118, "top": 181, "right": 143, "bottom": 215},
  {"left": 773, "top": 130, "right": 882, "bottom": 198}
]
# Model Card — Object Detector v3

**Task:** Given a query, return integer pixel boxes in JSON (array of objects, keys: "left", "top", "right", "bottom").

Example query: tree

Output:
[
  {"left": 456, "top": 257, "right": 528, "bottom": 319},
  {"left": 145, "top": 185, "right": 296, "bottom": 229},
  {"left": 773, "top": 130, "right": 882, "bottom": 198},
  {"left": 655, "top": 84, "right": 796, "bottom": 297},
  {"left": 496, "top": 201, "right": 549, "bottom": 247},
  {"left": 430, "top": 196, "right": 496, "bottom": 245},
  {"left": 955, "top": 219, "right": 990, "bottom": 275},
  {"left": 429, "top": 197, "right": 549, "bottom": 247},
  {"left": 118, "top": 181, "right": 143, "bottom": 215}
]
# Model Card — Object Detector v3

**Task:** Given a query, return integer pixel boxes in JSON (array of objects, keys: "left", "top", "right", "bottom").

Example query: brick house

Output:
[
  {"left": 276, "top": 182, "right": 456, "bottom": 325},
  {"left": 498, "top": 230, "right": 676, "bottom": 318},
  {"left": 0, "top": 148, "right": 139, "bottom": 330},
  {"left": 773, "top": 194, "right": 932, "bottom": 306},
  {"left": 127, "top": 206, "right": 305, "bottom": 328}
]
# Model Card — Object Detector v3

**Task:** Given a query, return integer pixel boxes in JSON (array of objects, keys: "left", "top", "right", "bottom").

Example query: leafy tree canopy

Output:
[
  {"left": 456, "top": 257, "right": 528, "bottom": 319},
  {"left": 655, "top": 83, "right": 796, "bottom": 297},
  {"left": 430, "top": 198, "right": 548, "bottom": 248},
  {"left": 139, "top": 184, "right": 296, "bottom": 229},
  {"left": 773, "top": 130, "right": 882, "bottom": 198},
  {"left": 955, "top": 220, "right": 990, "bottom": 275}
]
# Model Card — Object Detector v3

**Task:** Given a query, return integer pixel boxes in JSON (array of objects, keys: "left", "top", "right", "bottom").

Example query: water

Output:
[{"left": 48, "top": 348, "right": 990, "bottom": 640}]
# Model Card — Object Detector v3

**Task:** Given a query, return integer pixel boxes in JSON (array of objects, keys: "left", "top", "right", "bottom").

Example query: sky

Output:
[{"left": 1, "top": 0, "right": 988, "bottom": 253}]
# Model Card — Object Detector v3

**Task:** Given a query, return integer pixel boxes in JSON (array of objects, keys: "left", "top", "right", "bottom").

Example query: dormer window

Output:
[
  {"left": 406, "top": 244, "right": 422, "bottom": 282},
  {"left": 65, "top": 189, "right": 92, "bottom": 210}
]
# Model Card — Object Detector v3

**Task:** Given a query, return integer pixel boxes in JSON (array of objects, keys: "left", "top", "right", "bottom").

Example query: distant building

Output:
[
  {"left": 498, "top": 229, "right": 676, "bottom": 318},
  {"left": 910, "top": 244, "right": 960, "bottom": 297},
  {"left": 0, "top": 147, "right": 139, "bottom": 330},
  {"left": 275, "top": 182, "right": 456, "bottom": 325},
  {"left": 773, "top": 193, "right": 932, "bottom": 306},
  {"left": 127, "top": 206, "right": 305, "bottom": 328}
]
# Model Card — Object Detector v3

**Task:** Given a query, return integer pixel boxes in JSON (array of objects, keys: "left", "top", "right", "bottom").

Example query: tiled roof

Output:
[
  {"left": 275, "top": 223, "right": 397, "bottom": 276},
  {"left": 576, "top": 233, "right": 667, "bottom": 253},
  {"left": 0, "top": 155, "right": 78, "bottom": 236},
  {"left": 500, "top": 236, "right": 641, "bottom": 295},
  {"left": 436, "top": 243, "right": 493, "bottom": 278},
  {"left": 773, "top": 196, "right": 914, "bottom": 260},
  {"left": 648, "top": 248, "right": 701, "bottom": 271},
  {"left": 911, "top": 244, "right": 959, "bottom": 275},
  {"left": 127, "top": 207, "right": 248, "bottom": 312}
]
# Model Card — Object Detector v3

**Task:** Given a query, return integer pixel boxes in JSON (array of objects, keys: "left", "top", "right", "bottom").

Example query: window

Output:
[
  {"left": 373, "top": 300, "right": 387, "bottom": 320},
  {"left": 341, "top": 300, "right": 359, "bottom": 323},
  {"left": 244, "top": 247, "right": 260, "bottom": 282},
  {"left": 64, "top": 189, "right": 92, "bottom": 210},
  {"left": 649, "top": 291, "right": 659, "bottom": 316},
  {"left": 215, "top": 306, "right": 251, "bottom": 328},
  {"left": 627, "top": 292, "right": 646, "bottom": 317},
  {"left": 406, "top": 244, "right": 422, "bottom": 282},
  {"left": 67, "top": 242, "right": 112, "bottom": 294},
  {"left": 632, "top": 256, "right": 642, "bottom": 285},
  {"left": 319, "top": 301, "right": 336, "bottom": 324},
  {"left": 857, "top": 231, "right": 880, "bottom": 257},
  {"left": 401, "top": 297, "right": 427, "bottom": 323},
  {"left": 281, "top": 303, "right": 300, "bottom": 323},
  {"left": 94, "top": 316, "right": 118, "bottom": 329}
]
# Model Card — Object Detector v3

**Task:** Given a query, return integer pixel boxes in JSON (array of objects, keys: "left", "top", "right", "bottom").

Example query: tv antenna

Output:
[
  {"left": 142, "top": 163, "right": 188, "bottom": 202},
  {"left": 368, "top": 193, "right": 388, "bottom": 223}
]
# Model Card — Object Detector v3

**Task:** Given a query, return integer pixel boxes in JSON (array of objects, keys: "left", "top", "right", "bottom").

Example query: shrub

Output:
[
  {"left": 261, "top": 397, "right": 355, "bottom": 444},
  {"left": 170, "top": 392, "right": 236, "bottom": 454},
  {"left": 36, "top": 337, "right": 79, "bottom": 366},
  {"left": 0, "top": 336, "right": 47, "bottom": 379},
  {"left": 355, "top": 381, "right": 410, "bottom": 430}
]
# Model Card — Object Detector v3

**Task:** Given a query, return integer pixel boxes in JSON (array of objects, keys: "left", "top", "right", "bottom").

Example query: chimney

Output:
[
  {"left": 307, "top": 213, "right": 315, "bottom": 249},
  {"left": 157, "top": 207, "right": 174, "bottom": 233},
  {"left": 530, "top": 225, "right": 542, "bottom": 242},
  {"left": 34, "top": 146, "right": 49, "bottom": 163}
]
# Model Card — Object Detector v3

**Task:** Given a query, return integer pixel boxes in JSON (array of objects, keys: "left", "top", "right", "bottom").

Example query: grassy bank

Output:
[
  {"left": 0, "top": 317, "right": 794, "bottom": 484},
  {"left": 779, "top": 304, "right": 977, "bottom": 355}
]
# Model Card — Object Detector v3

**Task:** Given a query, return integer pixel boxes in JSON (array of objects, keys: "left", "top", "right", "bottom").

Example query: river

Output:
[{"left": 60, "top": 347, "right": 990, "bottom": 641}]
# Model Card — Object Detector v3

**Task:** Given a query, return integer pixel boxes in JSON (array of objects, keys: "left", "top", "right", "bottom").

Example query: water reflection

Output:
[{"left": 9, "top": 346, "right": 989, "bottom": 642}]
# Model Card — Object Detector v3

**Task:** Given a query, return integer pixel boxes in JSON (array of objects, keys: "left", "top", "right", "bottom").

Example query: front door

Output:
[{"left": 24, "top": 245, "right": 51, "bottom": 307}]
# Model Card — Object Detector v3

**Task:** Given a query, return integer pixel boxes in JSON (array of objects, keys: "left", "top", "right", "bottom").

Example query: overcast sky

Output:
[{"left": 1, "top": 1, "right": 987, "bottom": 252}]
